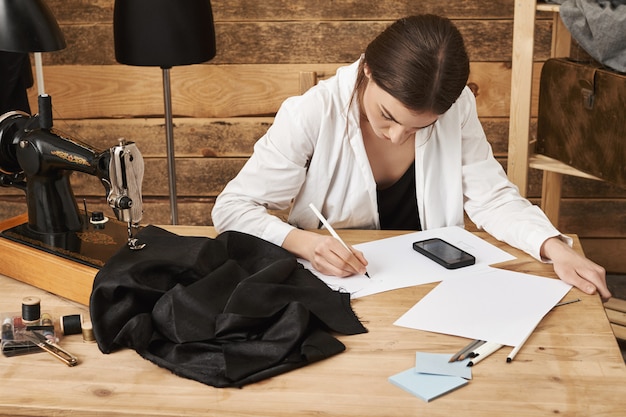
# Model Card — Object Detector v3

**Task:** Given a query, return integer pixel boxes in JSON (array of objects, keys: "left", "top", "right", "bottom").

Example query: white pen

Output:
[
  {"left": 467, "top": 342, "right": 503, "bottom": 367},
  {"left": 308, "top": 203, "right": 370, "bottom": 278},
  {"left": 507, "top": 329, "right": 534, "bottom": 363},
  {"left": 469, "top": 340, "right": 494, "bottom": 358},
  {"left": 507, "top": 298, "right": 581, "bottom": 363}
]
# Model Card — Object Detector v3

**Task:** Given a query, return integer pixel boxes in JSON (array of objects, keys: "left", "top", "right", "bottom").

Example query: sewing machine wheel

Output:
[{"left": 0, "top": 111, "right": 28, "bottom": 175}]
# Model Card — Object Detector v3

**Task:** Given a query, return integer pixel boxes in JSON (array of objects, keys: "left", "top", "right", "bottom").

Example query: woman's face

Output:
[{"left": 361, "top": 65, "right": 439, "bottom": 145}]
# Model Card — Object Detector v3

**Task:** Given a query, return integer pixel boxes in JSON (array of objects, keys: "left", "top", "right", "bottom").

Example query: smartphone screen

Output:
[{"left": 412, "top": 238, "right": 475, "bottom": 269}]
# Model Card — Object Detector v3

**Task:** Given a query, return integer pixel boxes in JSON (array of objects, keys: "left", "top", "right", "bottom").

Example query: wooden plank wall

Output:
[{"left": 0, "top": 0, "right": 624, "bottom": 273}]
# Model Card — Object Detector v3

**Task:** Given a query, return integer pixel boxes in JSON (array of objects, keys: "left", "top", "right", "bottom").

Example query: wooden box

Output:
[{"left": 536, "top": 58, "right": 626, "bottom": 188}]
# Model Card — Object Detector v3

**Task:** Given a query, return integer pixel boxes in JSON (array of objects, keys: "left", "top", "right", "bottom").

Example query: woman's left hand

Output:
[{"left": 541, "top": 237, "right": 612, "bottom": 302}]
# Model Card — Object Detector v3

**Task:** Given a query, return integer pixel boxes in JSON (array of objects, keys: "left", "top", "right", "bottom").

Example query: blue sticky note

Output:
[
  {"left": 415, "top": 352, "right": 472, "bottom": 380},
  {"left": 389, "top": 367, "right": 468, "bottom": 402}
]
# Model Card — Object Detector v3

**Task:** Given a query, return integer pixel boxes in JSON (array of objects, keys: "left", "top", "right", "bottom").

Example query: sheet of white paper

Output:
[
  {"left": 297, "top": 259, "right": 371, "bottom": 294},
  {"left": 393, "top": 268, "right": 572, "bottom": 346},
  {"left": 300, "top": 226, "right": 515, "bottom": 298}
]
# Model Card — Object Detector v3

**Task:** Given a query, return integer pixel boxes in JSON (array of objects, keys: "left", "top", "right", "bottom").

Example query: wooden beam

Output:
[
  {"left": 48, "top": 0, "right": 522, "bottom": 23},
  {"left": 29, "top": 62, "right": 539, "bottom": 119},
  {"left": 507, "top": 0, "right": 537, "bottom": 196}
]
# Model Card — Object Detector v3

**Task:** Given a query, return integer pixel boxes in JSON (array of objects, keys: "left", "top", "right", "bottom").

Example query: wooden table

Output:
[{"left": 1, "top": 226, "right": 625, "bottom": 416}]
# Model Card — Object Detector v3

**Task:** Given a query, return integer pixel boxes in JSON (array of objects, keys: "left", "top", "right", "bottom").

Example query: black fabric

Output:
[
  {"left": 377, "top": 161, "right": 421, "bottom": 230},
  {"left": 89, "top": 226, "right": 366, "bottom": 388}
]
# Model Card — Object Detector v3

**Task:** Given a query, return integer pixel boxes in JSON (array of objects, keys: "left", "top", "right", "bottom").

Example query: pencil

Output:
[
  {"left": 554, "top": 298, "right": 581, "bottom": 308},
  {"left": 449, "top": 339, "right": 484, "bottom": 362},
  {"left": 467, "top": 342, "right": 503, "bottom": 367},
  {"left": 468, "top": 340, "right": 495, "bottom": 358},
  {"left": 461, "top": 340, "right": 486, "bottom": 360},
  {"left": 308, "top": 203, "right": 370, "bottom": 278}
]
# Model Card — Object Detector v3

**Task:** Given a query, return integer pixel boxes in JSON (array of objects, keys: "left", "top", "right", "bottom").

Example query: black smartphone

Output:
[{"left": 412, "top": 238, "right": 475, "bottom": 269}]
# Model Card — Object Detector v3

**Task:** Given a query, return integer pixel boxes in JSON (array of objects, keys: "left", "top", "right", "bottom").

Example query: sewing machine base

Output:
[
  {"left": 0, "top": 213, "right": 132, "bottom": 305},
  {"left": 1, "top": 212, "right": 130, "bottom": 269}
]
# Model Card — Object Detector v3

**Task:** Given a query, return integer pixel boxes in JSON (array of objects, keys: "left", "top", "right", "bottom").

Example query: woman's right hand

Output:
[{"left": 283, "top": 229, "right": 369, "bottom": 277}]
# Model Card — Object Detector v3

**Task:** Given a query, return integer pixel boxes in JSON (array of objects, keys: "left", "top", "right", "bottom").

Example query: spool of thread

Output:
[
  {"left": 2, "top": 317, "right": 14, "bottom": 341},
  {"left": 81, "top": 320, "right": 96, "bottom": 343},
  {"left": 13, "top": 316, "right": 24, "bottom": 331},
  {"left": 21, "top": 296, "right": 41, "bottom": 324},
  {"left": 40, "top": 312, "right": 53, "bottom": 326},
  {"left": 60, "top": 314, "right": 82, "bottom": 335},
  {"left": 40, "top": 313, "right": 56, "bottom": 341}
]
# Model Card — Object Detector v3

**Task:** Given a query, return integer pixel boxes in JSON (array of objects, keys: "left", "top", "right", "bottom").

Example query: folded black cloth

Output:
[{"left": 90, "top": 226, "right": 366, "bottom": 387}]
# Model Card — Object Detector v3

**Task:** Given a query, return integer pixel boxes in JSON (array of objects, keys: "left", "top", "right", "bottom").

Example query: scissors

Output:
[{"left": 23, "top": 331, "right": 78, "bottom": 367}]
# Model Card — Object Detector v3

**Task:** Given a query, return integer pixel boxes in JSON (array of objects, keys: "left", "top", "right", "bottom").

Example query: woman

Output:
[{"left": 212, "top": 15, "right": 610, "bottom": 300}]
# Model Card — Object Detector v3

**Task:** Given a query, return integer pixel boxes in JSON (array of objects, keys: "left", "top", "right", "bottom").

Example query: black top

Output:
[{"left": 377, "top": 161, "right": 421, "bottom": 230}]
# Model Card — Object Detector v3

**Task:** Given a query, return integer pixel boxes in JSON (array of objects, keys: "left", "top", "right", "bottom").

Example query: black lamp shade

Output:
[
  {"left": 114, "top": 0, "right": 216, "bottom": 68},
  {"left": 0, "top": 0, "right": 66, "bottom": 53}
]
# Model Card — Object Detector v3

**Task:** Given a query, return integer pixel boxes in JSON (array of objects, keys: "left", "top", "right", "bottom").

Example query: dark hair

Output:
[{"left": 356, "top": 15, "right": 470, "bottom": 115}]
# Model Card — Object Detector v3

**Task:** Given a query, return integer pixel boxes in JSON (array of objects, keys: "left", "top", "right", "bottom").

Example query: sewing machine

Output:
[{"left": 0, "top": 107, "right": 145, "bottom": 268}]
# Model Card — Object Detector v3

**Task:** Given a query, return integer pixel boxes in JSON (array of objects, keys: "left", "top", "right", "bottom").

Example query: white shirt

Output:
[{"left": 212, "top": 60, "right": 564, "bottom": 260}]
